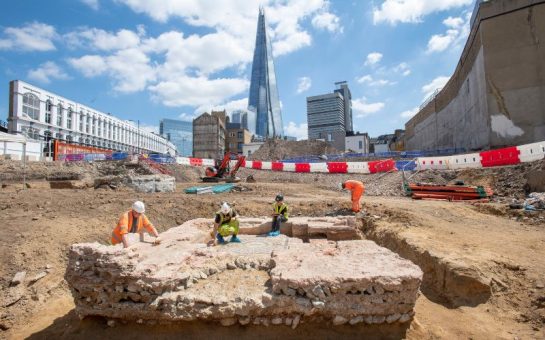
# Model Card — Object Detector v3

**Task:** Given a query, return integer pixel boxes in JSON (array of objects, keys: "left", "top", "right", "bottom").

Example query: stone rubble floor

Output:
[{"left": 65, "top": 217, "right": 423, "bottom": 328}]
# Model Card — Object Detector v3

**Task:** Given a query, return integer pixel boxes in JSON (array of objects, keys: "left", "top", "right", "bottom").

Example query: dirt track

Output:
[{"left": 1, "top": 161, "right": 544, "bottom": 339}]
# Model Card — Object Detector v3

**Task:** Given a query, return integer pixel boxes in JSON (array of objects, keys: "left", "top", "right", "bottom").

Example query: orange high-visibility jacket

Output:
[
  {"left": 111, "top": 210, "right": 155, "bottom": 245},
  {"left": 344, "top": 180, "right": 365, "bottom": 200}
]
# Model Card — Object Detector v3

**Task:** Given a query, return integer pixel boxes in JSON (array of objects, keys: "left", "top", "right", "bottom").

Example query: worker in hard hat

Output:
[
  {"left": 111, "top": 201, "right": 161, "bottom": 248},
  {"left": 341, "top": 180, "right": 365, "bottom": 213},
  {"left": 211, "top": 202, "right": 240, "bottom": 245},
  {"left": 268, "top": 194, "right": 289, "bottom": 237}
]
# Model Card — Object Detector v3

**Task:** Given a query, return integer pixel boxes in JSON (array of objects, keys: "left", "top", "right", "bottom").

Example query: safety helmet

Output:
[
  {"left": 275, "top": 194, "right": 284, "bottom": 202},
  {"left": 221, "top": 202, "right": 231, "bottom": 214},
  {"left": 339, "top": 182, "right": 345, "bottom": 190},
  {"left": 132, "top": 201, "right": 145, "bottom": 213}
]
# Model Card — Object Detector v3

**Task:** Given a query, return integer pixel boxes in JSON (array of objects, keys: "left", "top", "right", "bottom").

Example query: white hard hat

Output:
[
  {"left": 220, "top": 202, "right": 231, "bottom": 214},
  {"left": 132, "top": 201, "right": 145, "bottom": 213}
]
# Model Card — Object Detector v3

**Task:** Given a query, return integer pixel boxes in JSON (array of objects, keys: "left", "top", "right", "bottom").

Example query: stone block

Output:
[{"left": 65, "top": 218, "right": 422, "bottom": 330}]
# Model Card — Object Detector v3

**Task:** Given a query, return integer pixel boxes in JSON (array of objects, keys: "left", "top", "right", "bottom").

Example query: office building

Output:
[
  {"left": 248, "top": 8, "right": 284, "bottom": 138},
  {"left": 160, "top": 118, "right": 193, "bottom": 156},
  {"left": 8, "top": 80, "right": 175, "bottom": 155},
  {"left": 192, "top": 110, "right": 226, "bottom": 159},
  {"left": 334, "top": 81, "right": 353, "bottom": 133},
  {"left": 306, "top": 82, "right": 353, "bottom": 150},
  {"left": 226, "top": 127, "right": 252, "bottom": 155}
]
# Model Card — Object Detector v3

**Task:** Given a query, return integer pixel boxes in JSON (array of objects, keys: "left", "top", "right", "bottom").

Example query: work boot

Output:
[
  {"left": 230, "top": 235, "right": 241, "bottom": 243},
  {"left": 216, "top": 233, "right": 226, "bottom": 245}
]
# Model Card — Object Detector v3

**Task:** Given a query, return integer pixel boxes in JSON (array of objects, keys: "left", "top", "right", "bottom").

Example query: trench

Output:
[{"left": 357, "top": 217, "right": 491, "bottom": 308}]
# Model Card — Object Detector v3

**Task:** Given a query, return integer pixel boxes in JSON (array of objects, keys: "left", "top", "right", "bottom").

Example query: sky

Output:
[{"left": 0, "top": 0, "right": 478, "bottom": 140}]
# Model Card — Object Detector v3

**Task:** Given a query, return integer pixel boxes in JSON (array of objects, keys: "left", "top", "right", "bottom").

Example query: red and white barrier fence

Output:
[{"left": 175, "top": 141, "right": 545, "bottom": 175}]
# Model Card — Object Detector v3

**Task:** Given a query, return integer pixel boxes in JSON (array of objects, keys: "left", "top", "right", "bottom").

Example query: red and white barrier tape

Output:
[{"left": 175, "top": 141, "right": 545, "bottom": 174}]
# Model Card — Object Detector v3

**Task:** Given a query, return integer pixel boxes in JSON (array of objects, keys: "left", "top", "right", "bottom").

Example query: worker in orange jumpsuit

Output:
[
  {"left": 111, "top": 201, "right": 161, "bottom": 248},
  {"left": 341, "top": 180, "right": 365, "bottom": 213}
]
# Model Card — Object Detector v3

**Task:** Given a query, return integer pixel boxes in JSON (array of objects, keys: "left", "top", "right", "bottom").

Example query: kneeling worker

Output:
[
  {"left": 269, "top": 194, "right": 289, "bottom": 237},
  {"left": 212, "top": 202, "right": 241, "bottom": 245},
  {"left": 341, "top": 180, "right": 365, "bottom": 213},
  {"left": 111, "top": 201, "right": 161, "bottom": 248}
]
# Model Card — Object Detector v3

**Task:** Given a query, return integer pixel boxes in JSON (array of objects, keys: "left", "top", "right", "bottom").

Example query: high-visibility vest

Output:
[
  {"left": 111, "top": 210, "right": 154, "bottom": 245},
  {"left": 272, "top": 203, "right": 289, "bottom": 220},
  {"left": 216, "top": 210, "right": 236, "bottom": 225}
]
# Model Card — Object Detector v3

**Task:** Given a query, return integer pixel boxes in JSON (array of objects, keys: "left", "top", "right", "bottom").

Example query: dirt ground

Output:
[{"left": 0, "top": 160, "right": 544, "bottom": 339}]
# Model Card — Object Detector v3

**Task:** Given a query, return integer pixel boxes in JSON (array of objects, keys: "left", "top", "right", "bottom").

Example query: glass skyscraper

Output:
[
  {"left": 248, "top": 7, "right": 284, "bottom": 138},
  {"left": 159, "top": 118, "right": 193, "bottom": 156}
]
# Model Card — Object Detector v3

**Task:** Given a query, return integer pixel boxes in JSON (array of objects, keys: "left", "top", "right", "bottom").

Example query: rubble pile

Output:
[
  {"left": 248, "top": 139, "right": 338, "bottom": 161},
  {"left": 65, "top": 217, "right": 422, "bottom": 328}
]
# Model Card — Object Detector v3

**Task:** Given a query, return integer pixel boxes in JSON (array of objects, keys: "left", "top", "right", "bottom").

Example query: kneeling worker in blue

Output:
[{"left": 211, "top": 202, "right": 241, "bottom": 245}]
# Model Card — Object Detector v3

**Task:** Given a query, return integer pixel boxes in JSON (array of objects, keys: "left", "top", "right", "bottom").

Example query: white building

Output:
[
  {"left": 8, "top": 80, "right": 176, "bottom": 156},
  {"left": 242, "top": 142, "right": 264, "bottom": 157},
  {"left": 345, "top": 132, "right": 370, "bottom": 153}
]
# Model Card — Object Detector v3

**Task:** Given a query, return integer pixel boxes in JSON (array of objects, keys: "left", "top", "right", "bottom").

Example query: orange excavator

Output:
[{"left": 202, "top": 152, "right": 246, "bottom": 183}]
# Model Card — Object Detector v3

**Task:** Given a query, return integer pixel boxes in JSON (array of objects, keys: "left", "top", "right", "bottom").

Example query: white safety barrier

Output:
[
  {"left": 176, "top": 157, "right": 190, "bottom": 165},
  {"left": 244, "top": 160, "right": 254, "bottom": 169},
  {"left": 309, "top": 163, "right": 329, "bottom": 173},
  {"left": 261, "top": 161, "right": 272, "bottom": 170},
  {"left": 283, "top": 163, "right": 296, "bottom": 172},
  {"left": 347, "top": 162, "right": 370, "bottom": 174},
  {"left": 448, "top": 153, "right": 482, "bottom": 169},
  {"left": 0, "top": 141, "right": 42, "bottom": 161},
  {"left": 202, "top": 159, "right": 215, "bottom": 167},
  {"left": 518, "top": 141, "right": 545, "bottom": 163},
  {"left": 416, "top": 157, "right": 450, "bottom": 170}
]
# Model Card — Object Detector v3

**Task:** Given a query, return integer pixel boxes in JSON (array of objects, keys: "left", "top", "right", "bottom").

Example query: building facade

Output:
[
  {"left": 248, "top": 8, "right": 283, "bottom": 138},
  {"left": 404, "top": 0, "right": 545, "bottom": 151},
  {"left": 242, "top": 141, "right": 264, "bottom": 157},
  {"left": 226, "top": 127, "right": 252, "bottom": 154},
  {"left": 192, "top": 110, "right": 226, "bottom": 159},
  {"left": 345, "top": 132, "right": 370, "bottom": 153},
  {"left": 8, "top": 80, "right": 175, "bottom": 155},
  {"left": 160, "top": 118, "right": 192, "bottom": 156},
  {"left": 306, "top": 90, "right": 346, "bottom": 150},
  {"left": 334, "top": 81, "right": 353, "bottom": 133}
]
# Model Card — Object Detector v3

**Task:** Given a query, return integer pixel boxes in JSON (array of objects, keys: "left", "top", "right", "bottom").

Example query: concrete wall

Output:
[{"left": 405, "top": 0, "right": 545, "bottom": 151}]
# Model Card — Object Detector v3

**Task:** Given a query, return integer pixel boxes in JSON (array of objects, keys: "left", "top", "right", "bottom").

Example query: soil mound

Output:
[{"left": 249, "top": 139, "right": 338, "bottom": 161}]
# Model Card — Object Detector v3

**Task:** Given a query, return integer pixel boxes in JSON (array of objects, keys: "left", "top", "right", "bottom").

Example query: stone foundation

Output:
[
  {"left": 65, "top": 217, "right": 422, "bottom": 328},
  {"left": 126, "top": 174, "right": 175, "bottom": 193}
]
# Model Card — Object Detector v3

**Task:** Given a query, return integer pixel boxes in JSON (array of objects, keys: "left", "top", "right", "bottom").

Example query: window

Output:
[
  {"left": 22, "top": 126, "right": 40, "bottom": 140},
  {"left": 66, "top": 135, "right": 73, "bottom": 142},
  {"left": 67, "top": 108, "right": 73, "bottom": 129},
  {"left": 22, "top": 93, "right": 40, "bottom": 120},
  {"left": 237, "top": 131, "right": 243, "bottom": 139},
  {"left": 45, "top": 100, "right": 52, "bottom": 124},
  {"left": 92, "top": 119, "right": 96, "bottom": 135},
  {"left": 98, "top": 121, "right": 102, "bottom": 137},
  {"left": 86, "top": 116, "right": 91, "bottom": 133},
  {"left": 79, "top": 112, "right": 84, "bottom": 132},
  {"left": 359, "top": 141, "right": 363, "bottom": 149},
  {"left": 57, "top": 105, "right": 63, "bottom": 126}
]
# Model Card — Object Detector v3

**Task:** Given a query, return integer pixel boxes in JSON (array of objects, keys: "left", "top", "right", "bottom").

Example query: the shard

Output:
[{"left": 248, "top": 7, "right": 284, "bottom": 138}]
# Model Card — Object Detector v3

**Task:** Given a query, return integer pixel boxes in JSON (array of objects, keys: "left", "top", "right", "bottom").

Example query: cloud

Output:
[
  {"left": 400, "top": 107, "right": 420, "bottom": 119},
  {"left": 27, "top": 62, "right": 70, "bottom": 84},
  {"left": 296, "top": 77, "right": 312, "bottom": 94},
  {"left": 64, "top": 28, "right": 141, "bottom": 51},
  {"left": 311, "top": 12, "right": 343, "bottom": 33},
  {"left": 68, "top": 55, "right": 107, "bottom": 77},
  {"left": 427, "top": 14, "right": 471, "bottom": 53},
  {"left": 364, "top": 52, "right": 383, "bottom": 66},
  {"left": 194, "top": 97, "right": 248, "bottom": 115},
  {"left": 0, "top": 22, "right": 57, "bottom": 52},
  {"left": 284, "top": 121, "right": 308, "bottom": 140},
  {"left": 393, "top": 62, "right": 411, "bottom": 76},
  {"left": 352, "top": 97, "right": 385, "bottom": 118},
  {"left": 422, "top": 76, "right": 450, "bottom": 99},
  {"left": 373, "top": 0, "right": 473, "bottom": 25},
  {"left": 356, "top": 75, "right": 395, "bottom": 87},
  {"left": 81, "top": 0, "right": 99, "bottom": 10},
  {"left": 178, "top": 113, "right": 198, "bottom": 122},
  {"left": 149, "top": 76, "right": 249, "bottom": 107}
]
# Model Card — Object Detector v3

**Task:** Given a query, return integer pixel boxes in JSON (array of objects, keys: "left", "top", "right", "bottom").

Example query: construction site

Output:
[{"left": 0, "top": 137, "right": 544, "bottom": 340}]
